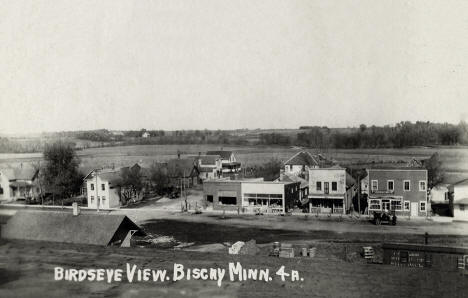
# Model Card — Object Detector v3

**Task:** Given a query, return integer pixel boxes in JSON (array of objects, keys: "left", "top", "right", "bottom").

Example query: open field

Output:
[
  {"left": 1, "top": 232, "right": 468, "bottom": 297},
  {"left": 1, "top": 144, "right": 468, "bottom": 183}
]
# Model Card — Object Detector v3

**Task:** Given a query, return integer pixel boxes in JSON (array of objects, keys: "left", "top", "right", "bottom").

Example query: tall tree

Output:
[
  {"left": 43, "top": 141, "right": 82, "bottom": 203},
  {"left": 149, "top": 163, "right": 170, "bottom": 194},
  {"left": 120, "top": 166, "right": 144, "bottom": 204},
  {"left": 426, "top": 152, "right": 445, "bottom": 188}
]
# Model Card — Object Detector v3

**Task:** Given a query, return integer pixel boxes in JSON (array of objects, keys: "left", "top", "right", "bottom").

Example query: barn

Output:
[{"left": 0, "top": 210, "right": 146, "bottom": 247}]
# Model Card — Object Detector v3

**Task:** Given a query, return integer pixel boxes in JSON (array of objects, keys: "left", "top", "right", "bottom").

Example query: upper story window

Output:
[
  {"left": 371, "top": 180, "right": 378, "bottom": 192},
  {"left": 289, "top": 165, "right": 293, "bottom": 171},
  {"left": 419, "top": 181, "right": 426, "bottom": 191},
  {"left": 331, "top": 182, "right": 337, "bottom": 191},
  {"left": 101, "top": 184, "right": 105, "bottom": 191},
  {"left": 316, "top": 181, "right": 322, "bottom": 191},
  {"left": 403, "top": 180, "right": 411, "bottom": 191},
  {"left": 387, "top": 180, "right": 394, "bottom": 191},
  {"left": 90, "top": 183, "right": 94, "bottom": 191}
]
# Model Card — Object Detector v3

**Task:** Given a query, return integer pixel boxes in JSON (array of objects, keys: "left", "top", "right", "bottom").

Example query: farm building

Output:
[
  {"left": 449, "top": 179, "right": 468, "bottom": 221},
  {"left": 307, "top": 166, "right": 356, "bottom": 214},
  {"left": 0, "top": 166, "right": 40, "bottom": 202},
  {"left": 1, "top": 210, "right": 146, "bottom": 246},
  {"left": 364, "top": 168, "right": 428, "bottom": 217},
  {"left": 382, "top": 243, "right": 468, "bottom": 272},
  {"left": 203, "top": 178, "right": 300, "bottom": 214},
  {"left": 206, "top": 150, "right": 241, "bottom": 174}
]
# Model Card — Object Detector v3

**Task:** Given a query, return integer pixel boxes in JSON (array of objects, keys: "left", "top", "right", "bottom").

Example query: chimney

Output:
[{"left": 72, "top": 202, "right": 80, "bottom": 216}]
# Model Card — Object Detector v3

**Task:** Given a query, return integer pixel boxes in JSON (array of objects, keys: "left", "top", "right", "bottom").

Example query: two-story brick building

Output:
[
  {"left": 307, "top": 166, "right": 356, "bottom": 214},
  {"left": 364, "top": 168, "right": 428, "bottom": 217}
]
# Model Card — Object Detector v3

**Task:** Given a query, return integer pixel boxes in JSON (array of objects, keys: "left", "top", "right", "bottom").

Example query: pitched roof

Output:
[
  {"left": 190, "top": 155, "right": 220, "bottom": 165},
  {"left": 284, "top": 151, "right": 331, "bottom": 167},
  {"left": 1, "top": 167, "right": 38, "bottom": 181},
  {"left": 1, "top": 210, "right": 145, "bottom": 246},
  {"left": 98, "top": 171, "right": 123, "bottom": 186},
  {"left": 281, "top": 174, "right": 308, "bottom": 188},
  {"left": 453, "top": 179, "right": 468, "bottom": 186},
  {"left": 166, "top": 158, "right": 199, "bottom": 177},
  {"left": 454, "top": 198, "right": 468, "bottom": 205},
  {"left": 206, "top": 151, "right": 233, "bottom": 160}
]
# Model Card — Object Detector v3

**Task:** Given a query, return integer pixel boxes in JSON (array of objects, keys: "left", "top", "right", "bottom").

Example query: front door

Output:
[
  {"left": 411, "top": 202, "right": 418, "bottom": 217},
  {"left": 382, "top": 199, "right": 390, "bottom": 212}
]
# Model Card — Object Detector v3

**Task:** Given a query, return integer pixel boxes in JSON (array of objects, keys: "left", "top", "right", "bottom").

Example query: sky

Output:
[{"left": 1, "top": 0, "right": 468, "bottom": 134}]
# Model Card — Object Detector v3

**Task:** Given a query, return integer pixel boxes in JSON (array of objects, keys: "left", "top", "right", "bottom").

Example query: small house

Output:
[
  {"left": 206, "top": 150, "right": 241, "bottom": 174},
  {"left": 0, "top": 166, "right": 40, "bottom": 201},
  {"left": 449, "top": 179, "right": 468, "bottom": 221}
]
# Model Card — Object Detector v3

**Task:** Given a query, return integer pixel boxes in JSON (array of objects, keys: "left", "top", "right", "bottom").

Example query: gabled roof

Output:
[
  {"left": 99, "top": 171, "right": 123, "bottom": 186},
  {"left": 206, "top": 151, "right": 233, "bottom": 160},
  {"left": 0, "top": 167, "right": 38, "bottom": 181},
  {"left": 453, "top": 179, "right": 468, "bottom": 186},
  {"left": 1, "top": 211, "right": 145, "bottom": 246},
  {"left": 454, "top": 198, "right": 468, "bottom": 205},
  {"left": 165, "top": 158, "right": 199, "bottom": 177},
  {"left": 281, "top": 173, "right": 308, "bottom": 188},
  {"left": 284, "top": 151, "right": 331, "bottom": 167},
  {"left": 189, "top": 155, "right": 220, "bottom": 165}
]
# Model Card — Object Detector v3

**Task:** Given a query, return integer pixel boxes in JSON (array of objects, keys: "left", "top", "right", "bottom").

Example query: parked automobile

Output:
[{"left": 373, "top": 210, "right": 397, "bottom": 225}]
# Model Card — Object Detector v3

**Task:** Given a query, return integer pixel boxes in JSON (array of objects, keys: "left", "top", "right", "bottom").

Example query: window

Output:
[
  {"left": 404, "top": 201, "right": 410, "bottom": 211},
  {"left": 331, "top": 182, "right": 337, "bottom": 191},
  {"left": 289, "top": 165, "right": 293, "bottom": 171},
  {"left": 102, "top": 196, "right": 106, "bottom": 203},
  {"left": 316, "top": 182, "right": 322, "bottom": 191},
  {"left": 219, "top": 196, "right": 237, "bottom": 205},
  {"left": 419, "top": 181, "right": 426, "bottom": 191},
  {"left": 391, "top": 200, "right": 402, "bottom": 211},
  {"left": 400, "top": 251, "right": 409, "bottom": 263},
  {"left": 420, "top": 201, "right": 426, "bottom": 212},
  {"left": 369, "top": 199, "right": 381, "bottom": 210},
  {"left": 403, "top": 180, "right": 411, "bottom": 191},
  {"left": 371, "top": 180, "right": 378, "bottom": 192},
  {"left": 387, "top": 180, "right": 394, "bottom": 191},
  {"left": 101, "top": 184, "right": 105, "bottom": 191},
  {"left": 460, "top": 205, "right": 465, "bottom": 211},
  {"left": 206, "top": 195, "right": 213, "bottom": 202},
  {"left": 90, "top": 196, "right": 94, "bottom": 203},
  {"left": 90, "top": 183, "right": 94, "bottom": 191}
]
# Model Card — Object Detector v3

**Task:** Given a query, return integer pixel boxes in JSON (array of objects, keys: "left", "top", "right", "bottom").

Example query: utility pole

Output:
[{"left": 357, "top": 176, "right": 361, "bottom": 217}]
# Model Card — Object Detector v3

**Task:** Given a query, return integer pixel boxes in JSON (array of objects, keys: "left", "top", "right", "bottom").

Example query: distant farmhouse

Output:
[
  {"left": 363, "top": 168, "right": 428, "bottom": 217},
  {"left": 0, "top": 165, "right": 40, "bottom": 201},
  {"left": 142, "top": 131, "right": 151, "bottom": 138},
  {"left": 1, "top": 210, "right": 145, "bottom": 247},
  {"left": 206, "top": 150, "right": 241, "bottom": 174}
]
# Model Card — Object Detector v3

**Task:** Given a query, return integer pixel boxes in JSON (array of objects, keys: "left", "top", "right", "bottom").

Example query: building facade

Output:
[
  {"left": 203, "top": 179, "right": 300, "bottom": 214},
  {"left": 366, "top": 168, "right": 428, "bottom": 217},
  {"left": 84, "top": 170, "right": 122, "bottom": 210},
  {"left": 283, "top": 151, "right": 332, "bottom": 179},
  {"left": 0, "top": 167, "right": 40, "bottom": 201},
  {"left": 206, "top": 150, "right": 241, "bottom": 174},
  {"left": 307, "top": 167, "right": 355, "bottom": 214}
]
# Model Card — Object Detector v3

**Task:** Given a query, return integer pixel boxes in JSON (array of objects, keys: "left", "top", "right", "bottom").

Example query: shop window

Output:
[
  {"left": 206, "top": 195, "right": 213, "bottom": 202},
  {"left": 391, "top": 200, "right": 402, "bottom": 211},
  {"left": 219, "top": 196, "right": 237, "bottom": 205},
  {"left": 369, "top": 199, "right": 381, "bottom": 210}
]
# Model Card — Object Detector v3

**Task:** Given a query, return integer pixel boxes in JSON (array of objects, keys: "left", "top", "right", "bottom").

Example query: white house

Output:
[
  {"left": 0, "top": 166, "right": 40, "bottom": 201},
  {"left": 449, "top": 179, "right": 468, "bottom": 221},
  {"left": 430, "top": 183, "right": 450, "bottom": 204},
  {"left": 142, "top": 132, "right": 150, "bottom": 138},
  {"left": 206, "top": 150, "right": 241, "bottom": 173},
  {"left": 83, "top": 169, "right": 122, "bottom": 210},
  {"left": 191, "top": 154, "right": 222, "bottom": 181},
  {"left": 283, "top": 151, "right": 332, "bottom": 179}
]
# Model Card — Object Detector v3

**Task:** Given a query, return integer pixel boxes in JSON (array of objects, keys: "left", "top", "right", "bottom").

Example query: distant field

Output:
[{"left": 1, "top": 144, "right": 467, "bottom": 183}]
